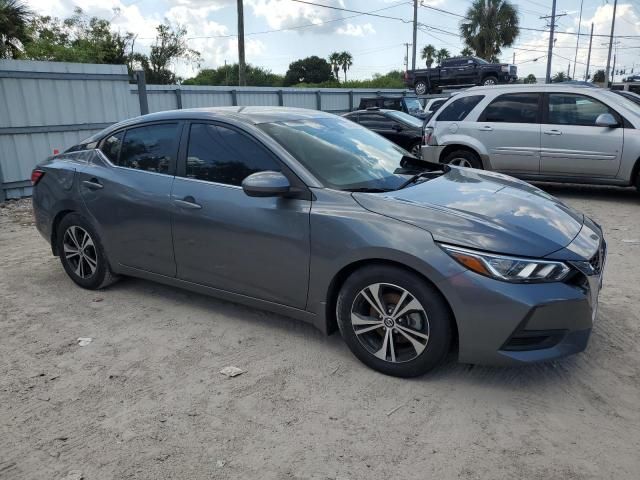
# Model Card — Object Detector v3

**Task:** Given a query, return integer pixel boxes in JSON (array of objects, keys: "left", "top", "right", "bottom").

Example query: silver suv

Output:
[{"left": 422, "top": 84, "right": 640, "bottom": 191}]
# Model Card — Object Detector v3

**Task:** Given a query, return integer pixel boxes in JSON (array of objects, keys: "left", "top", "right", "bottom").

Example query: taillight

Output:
[
  {"left": 424, "top": 127, "right": 435, "bottom": 146},
  {"left": 31, "top": 169, "right": 45, "bottom": 186}
]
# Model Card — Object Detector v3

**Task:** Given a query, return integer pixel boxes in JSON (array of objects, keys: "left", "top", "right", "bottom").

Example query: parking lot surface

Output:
[{"left": 1, "top": 185, "right": 639, "bottom": 480}]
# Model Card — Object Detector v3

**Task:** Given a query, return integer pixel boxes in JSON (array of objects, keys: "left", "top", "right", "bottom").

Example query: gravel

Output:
[{"left": 1, "top": 185, "right": 639, "bottom": 479}]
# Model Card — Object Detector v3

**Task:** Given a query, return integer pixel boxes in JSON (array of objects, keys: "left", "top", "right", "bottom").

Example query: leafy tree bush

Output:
[
  {"left": 183, "top": 63, "right": 283, "bottom": 86},
  {"left": 283, "top": 56, "right": 332, "bottom": 86}
]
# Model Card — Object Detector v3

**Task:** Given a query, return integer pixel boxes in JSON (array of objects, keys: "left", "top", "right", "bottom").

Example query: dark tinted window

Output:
[
  {"left": 359, "top": 99, "right": 379, "bottom": 108},
  {"left": 118, "top": 124, "right": 179, "bottom": 173},
  {"left": 480, "top": 93, "right": 541, "bottom": 123},
  {"left": 100, "top": 131, "right": 124, "bottom": 163},
  {"left": 548, "top": 94, "right": 612, "bottom": 126},
  {"left": 382, "top": 98, "right": 401, "bottom": 109},
  {"left": 436, "top": 95, "right": 485, "bottom": 121},
  {"left": 186, "top": 123, "right": 280, "bottom": 186},
  {"left": 358, "top": 113, "right": 394, "bottom": 130},
  {"left": 443, "top": 59, "right": 463, "bottom": 67}
]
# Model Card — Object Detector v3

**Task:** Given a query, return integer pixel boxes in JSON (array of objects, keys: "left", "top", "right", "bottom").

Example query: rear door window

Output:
[
  {"left": 358, "top": 113, "right": 395, "bottom": 130},
  {"left": 479, "top": 93, "right": 541, "bottom": 123},
  {"left": 117, "top": 123, "right": 180, "bottom": 174},
  {"left": 436, "top": 95, "right": 485, "bottom": 121}
]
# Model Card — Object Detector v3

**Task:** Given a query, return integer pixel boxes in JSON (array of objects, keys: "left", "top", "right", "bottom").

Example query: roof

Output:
[
  {"left": 467, "top": 83, "right": 599, "bottom": 92},
  {"left": 127, "top": 106, "right": 336, "bottom": 125}
]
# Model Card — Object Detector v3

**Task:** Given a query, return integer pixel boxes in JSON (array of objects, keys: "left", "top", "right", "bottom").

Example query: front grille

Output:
[{"left": 509, "top": 66, "right": 517, "bottom": 75}]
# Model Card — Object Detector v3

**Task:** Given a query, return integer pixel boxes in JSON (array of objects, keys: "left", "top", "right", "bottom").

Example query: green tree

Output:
[
  {"left": 133, "top": 23, "right": 200, "bottom": 84},
  {"left": 421, "top": 44, "right": 436, "bottom": 67},
  {"left": 338, "top": 51, "right": 353, "bottom": 82},
  {"left": 592, "top": 69, "right": 605, "bottom": 83},
  {"left": 328, "top": 51, "right": 341, "bottom": 81},
  {"left": 23, "top": 8, "right": 135, "bottom": 66},
  {"left": 283, "top": 55, "right": 332, "bottom": 86},
  {"left": 460, "top": 46, "right": 474, "bottom": 57},
  {"left": 183, "top": 63, "right": 283, "bottom": 86},
  {"left": 460, "top": 0, "right": 519, "bottom": 61},
  {"left": 523, "top": 73, "right": 537, "bottom": 84},
  {"left": 436, "top": 48, "right": 450, "bottom": 64},
  {"left": 0, "top": 0, "right": 32, "bottom": 58},
  {"left": 552, "top": 71, "right": 569, "bottom": 83}
]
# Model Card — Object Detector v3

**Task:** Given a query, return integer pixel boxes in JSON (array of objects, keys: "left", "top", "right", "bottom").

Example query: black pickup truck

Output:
[{"left": 404, "top": 56, "right": 517, "bottom": 95}]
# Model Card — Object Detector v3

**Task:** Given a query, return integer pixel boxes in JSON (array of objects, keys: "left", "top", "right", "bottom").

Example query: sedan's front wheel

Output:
[
  {"left": 57, "top": 213, "right": 118, "bottom": 290},
  {"left": 336, "top": 265, "right": 453, "bottom": 377}
]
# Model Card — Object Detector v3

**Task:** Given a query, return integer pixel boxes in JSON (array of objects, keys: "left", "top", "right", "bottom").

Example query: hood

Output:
[{"left": 353, "top": 167, "right": 584, "bottom": 258}]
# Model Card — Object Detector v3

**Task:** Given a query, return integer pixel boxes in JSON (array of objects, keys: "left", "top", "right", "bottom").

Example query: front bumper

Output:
[{"left": 435, "top": 240, "right": 605, "bottom": 366}]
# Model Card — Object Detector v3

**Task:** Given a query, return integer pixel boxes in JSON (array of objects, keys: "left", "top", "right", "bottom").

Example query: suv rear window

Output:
[
  {"left": 436, "top": 95, "right": 485, "bottom": 122},
  {"left": 479, "top": 93, "right": 541, "bottom": 123}
]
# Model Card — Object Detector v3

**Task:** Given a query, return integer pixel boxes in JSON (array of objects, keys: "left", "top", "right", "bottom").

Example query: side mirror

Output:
[
  {"left": 242, "top": 171, "right": 290, "bottom": 198},
  {"left": 595, "top": 113, "right": 618, "bottom": 127}
]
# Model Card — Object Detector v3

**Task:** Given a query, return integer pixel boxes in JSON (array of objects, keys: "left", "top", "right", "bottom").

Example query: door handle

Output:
[
  {"left": 173, "top": 196, "right": 202, "bottom": 210},
  {"left": 544, "top": 129, "right": 562, "bottom": 135},
  {"left": 478, "top": 126, "right": 493, "bottom": 131},
  {"left": 82, "top": 179, "right": 103, "bottom": 190}
]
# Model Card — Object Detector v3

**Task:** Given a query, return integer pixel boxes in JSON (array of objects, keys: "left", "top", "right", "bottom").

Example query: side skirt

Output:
[{"left": 116, "top": 264, "right": 327, "bottom": 334}]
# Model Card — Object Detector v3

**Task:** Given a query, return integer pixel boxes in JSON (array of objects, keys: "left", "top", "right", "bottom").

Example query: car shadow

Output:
[{"left": 533, "top": 182, "right": 639, "bottom": 203}]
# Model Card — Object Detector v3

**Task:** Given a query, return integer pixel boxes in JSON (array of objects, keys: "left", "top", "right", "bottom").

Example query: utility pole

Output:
[
  {"left": 604, "top": 0, "right": 618, "bottom": 88},
  {"left": 541, "top": 1, "right": 566, "bottom": 83},
  {"left": 572, "top": 0, "right": 584, "bottom": 80},
  {"left": 237, "top": 0, "right": 246, "bottom": 86},
  {"left": 403, "top": 43, "right": 412, "bottom": 71},
  {"left": 411, "top": 0, "right": 418, "bottom": 70},
  {"left": 585, "top": 23, "right": 594, "bottom": 81},
  {"left": 567, "top": 62, "right": 571, "bottom": 79},
  {"left": 513, "top": 52, "right": 515, "bottom": 65}
]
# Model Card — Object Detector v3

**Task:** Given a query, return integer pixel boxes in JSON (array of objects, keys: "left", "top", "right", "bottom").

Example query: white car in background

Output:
[{"left": 422, "top": 84, "right": 640, "bottom": 191}]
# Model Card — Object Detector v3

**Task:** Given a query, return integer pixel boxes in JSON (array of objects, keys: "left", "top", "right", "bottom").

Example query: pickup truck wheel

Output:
[
  {"left": 482, "top": 76, "right": 498, "bottom": 86},
  {"left": 415, "top": 80, "right": 428, "bottom": 95},
  {"left": 442, "top": 150, "right": 482, "bottom": 169}
]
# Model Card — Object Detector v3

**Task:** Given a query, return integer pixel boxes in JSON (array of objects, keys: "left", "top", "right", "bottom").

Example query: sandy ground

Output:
[{"left": 1, "top": 185, "right": 639, "bottom": 480}]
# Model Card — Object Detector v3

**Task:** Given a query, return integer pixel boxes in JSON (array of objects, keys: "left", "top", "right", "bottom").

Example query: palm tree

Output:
[
  {"left": 328, "top": 52, "right": 341, "bottom": 82},
  {"left": 338, "top": 51, "right": 353, "bottom": 82},
  {"left": 460, "top": 47, "right": 474, "bottom": 57},
  {"left": 552, "top": 71, "right": 569, "bottom": 83},
  {"left": 421, "top": 44, "right": 436, "bottom": 67},
  {"left": 460, "top": 0, "right": 519, "bottom": 62},
  {"left": 523, "top": 73, "right": 537, "bottom": 84},
  {"left": 436, "top": 48, "right": 450, "bottom": 64},
  {"left": 0, "top": 0, "right": 32, "bottom": 59}
]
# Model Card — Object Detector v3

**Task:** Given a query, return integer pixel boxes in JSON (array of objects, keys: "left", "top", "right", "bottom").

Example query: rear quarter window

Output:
[{"left": 436, "top": 95, "right": 485, "bottom": 122}]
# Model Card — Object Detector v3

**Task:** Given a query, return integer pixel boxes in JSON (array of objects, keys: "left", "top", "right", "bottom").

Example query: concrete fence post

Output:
[
  {"left": 316, "top": 90, "right": 322, "bottom": 110},
  {"left": 135, "top": 70, "right": 149, "bottom": 115},
  {"left": 175, "top": 86, "right": 183, "bottom": 109},
  {"left": 348, "top": 90, "right": 354, "bottom": 111},
  {"left": 231, "top": 90, "right": 238, "bottom": 106},
  {"left": 277, "top": 90, "right": 284, "bottom": 106}
]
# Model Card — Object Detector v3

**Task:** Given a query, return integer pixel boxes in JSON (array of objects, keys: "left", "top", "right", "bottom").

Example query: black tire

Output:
[
  {"left": 56, "top": 213, "right": 118, "bottom": 290},
  {"left": 442, "top": 149, "right": 483, "bottom": 169},
  {"left": 408, "top": 141, "right": 422, "bottom": 158},
  {"left": 635, "top": 171, "right": 640, "bottom": 193},
  {"left": 482, "top": 75, "right": 498, "bottom": 86},
  {"left": 336, "top": 265, "right": 453, "bottom": 377},
  {"left": 414, "top": 79, "right": 429, "bottom": 95}
]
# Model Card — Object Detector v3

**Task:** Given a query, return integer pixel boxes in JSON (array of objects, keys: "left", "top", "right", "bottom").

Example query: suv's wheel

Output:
[
  {"left": 414, "top": 80, "right": 428, "bottom": 95},
  {"left": 442, "top": 149, "right": 482, "bottom": 169},
  {"left": 336, "top": 265, "right": 453, "bottom": 377},
  {"left": 57, "top": 213, "right": 118, "bottom": 290},
  {"left": 482, "top": 76, "right": 498, "bottom": 86},
  {"left": 409, "top": 141, "right": 422, "bottom": 158}
]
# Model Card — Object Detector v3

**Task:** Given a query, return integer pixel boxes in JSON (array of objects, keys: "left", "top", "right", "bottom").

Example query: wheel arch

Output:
[
  {"left": 439, "top": 143, "right": 488, "bottom": 168},
  {"left": 50, "top": 209, "right": 75, "bottom": 256},
  {"left": 323, "top": 259, "right": 459, "bottom": 347},
  {"left": 630, "top": 155, "right": 640, "bottom": 187}
]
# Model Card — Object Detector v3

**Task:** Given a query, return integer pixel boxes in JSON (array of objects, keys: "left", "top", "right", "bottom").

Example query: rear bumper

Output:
[{"left": 421, "top": 144, "right": 445, "bottom": 164}]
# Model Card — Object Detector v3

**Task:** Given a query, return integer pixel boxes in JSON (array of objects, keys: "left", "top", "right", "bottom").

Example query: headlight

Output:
[
  {"left": 501, "top": 65, "right": 510, "bottom": 72},
  {"left": 439, "top": 244, "right": 570, "bottom": 283}
]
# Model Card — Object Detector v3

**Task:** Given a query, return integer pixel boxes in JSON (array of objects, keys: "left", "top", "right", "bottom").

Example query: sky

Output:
[{"left": 26, "top": 0, "right": 640, "bottom": 82}]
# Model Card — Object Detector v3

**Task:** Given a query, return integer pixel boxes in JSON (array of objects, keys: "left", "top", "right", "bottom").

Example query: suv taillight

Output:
[
  {"left": 31, "top": 169, "right": 45, "bottom": 186},
  {"left": 423, "top": 127, "right": 435, "bottom": 146}
]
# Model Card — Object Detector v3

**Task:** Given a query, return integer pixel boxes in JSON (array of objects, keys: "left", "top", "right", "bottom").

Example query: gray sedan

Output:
[{"left": 31, "top": 107, "right": 605, "bottom": 377}]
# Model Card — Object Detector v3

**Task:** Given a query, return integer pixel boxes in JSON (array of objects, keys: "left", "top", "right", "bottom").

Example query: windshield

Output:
[
  {"left": 259, "top": 117, "right": 411, "bottom": 191},
  {"left": 387, "top": 110, "right": 424, "bottom": 128},
  {"left": 403, "top": 97, "right": 423, "bottom": 114},
  {"left": 473, "top": 57, "right": 488, "bottom": 64}
]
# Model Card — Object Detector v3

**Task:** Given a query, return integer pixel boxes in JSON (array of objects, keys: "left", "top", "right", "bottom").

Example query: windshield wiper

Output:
[{"left": 396, "top": 172, "right": 439, "bottom": 190}]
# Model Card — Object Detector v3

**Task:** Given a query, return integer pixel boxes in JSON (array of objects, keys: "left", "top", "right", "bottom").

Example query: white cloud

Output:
[
  {"left": 246, "top": 0, "right": 346, "bottom": 34},
  {"left": 336, "top": 23, "right": 376, "bottom": 37}
]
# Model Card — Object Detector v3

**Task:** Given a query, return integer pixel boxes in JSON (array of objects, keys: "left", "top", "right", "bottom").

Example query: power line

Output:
[{"left": 288, "top": 0, "right": 412, "bottom": 23}]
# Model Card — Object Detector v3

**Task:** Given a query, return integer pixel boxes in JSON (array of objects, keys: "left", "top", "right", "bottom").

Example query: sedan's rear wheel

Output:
[
  {"left": 336, "top": 265, "right": 452, "bottom": 377},
  {"left": 57, "top": 213, "right": 118, "bottom": 290}
]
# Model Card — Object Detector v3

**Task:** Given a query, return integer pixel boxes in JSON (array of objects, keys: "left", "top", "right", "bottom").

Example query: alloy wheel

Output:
[
  {"left": 410, "top": 144, "right": 422, "bottom": 157},
  {"left": 448, "top": 157, "right": 473, "bottom": 168},
  {"left": 350, "top": 283, "right": 430, "bottom": 363},
  {"left": 483, "top": 78, "right": 497, "bottom": 85},
  {"left": 63, "top": 226, "right": 98, "bottom": 279},
  {"left": 415, "top": 83, "right": 427, "bottom": 95}
]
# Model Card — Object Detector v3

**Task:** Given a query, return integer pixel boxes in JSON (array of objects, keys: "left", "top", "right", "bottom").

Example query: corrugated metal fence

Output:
[{"left": 0, "top": 59, "right": 411, "bottom": 200}]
